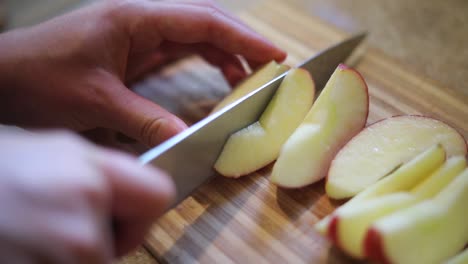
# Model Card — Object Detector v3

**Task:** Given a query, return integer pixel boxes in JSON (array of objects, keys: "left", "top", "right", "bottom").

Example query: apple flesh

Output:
[
  {"left": 316, "top": 144, "right": 446, "bottom": 235},
  {"left": 270, "top": 64, "right": 369, "bottom": 188},
  {"left": 410, "top": 155, "right": 467, "bottom": 199},
  {"left": 329, "top": 193, "right": 416, "bottom": 258},
  {"left": 445, "top": 248, "right": 468, "bottom": 264},
  {"left": 364, "top": 168, "right": 468, "bottom": 264},
  {"left": 328, "top": 147, "right": 467, "bottom": 258},
  {"left": 214, "top": 68, "right": 315, "bottom": 177},
  {"left": 211, "top": 60, "right": 289, "bottom": 113},
  {"left": 326, "top": 115, "right": 468, "bottom": 199}
]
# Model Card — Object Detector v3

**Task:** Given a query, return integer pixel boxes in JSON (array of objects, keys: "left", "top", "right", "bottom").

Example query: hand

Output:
[
  {"left": 0, "top": 130, "right": 175, "bottom": 262},
  {"left": 0, "top": 0, "right": 286, "bottom": 146}
]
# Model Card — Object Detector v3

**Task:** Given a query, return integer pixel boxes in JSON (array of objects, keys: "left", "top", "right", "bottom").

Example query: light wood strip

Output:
[{"left": 197, "top": 183, "right": 305, "bottom": 263}]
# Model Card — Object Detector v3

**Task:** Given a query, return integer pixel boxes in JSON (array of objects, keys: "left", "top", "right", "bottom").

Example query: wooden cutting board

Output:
[{"left": 140, "top": 1, "right": 468, "bottom": 263}]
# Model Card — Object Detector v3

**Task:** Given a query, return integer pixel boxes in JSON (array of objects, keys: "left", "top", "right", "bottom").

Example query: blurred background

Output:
[{"left": 1, "top": 0, "right": 467, "bottom": 97}]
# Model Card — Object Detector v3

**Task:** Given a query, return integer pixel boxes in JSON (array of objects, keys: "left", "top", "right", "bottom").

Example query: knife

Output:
[{"left": 140, "top": 33, "right": 367, "bottom": 209}]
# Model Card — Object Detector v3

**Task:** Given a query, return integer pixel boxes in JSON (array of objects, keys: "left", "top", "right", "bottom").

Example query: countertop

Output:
[
  {"left": 4, "top": 0, "right": 467, "bottom": 98},
  {"left": 2, "top": 0, "right": 467, "bottom": 263}
]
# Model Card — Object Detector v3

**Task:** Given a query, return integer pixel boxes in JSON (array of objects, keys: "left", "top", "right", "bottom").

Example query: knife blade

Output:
[{"left": 140, "top": 33, "right": 367, "bottom": 208}]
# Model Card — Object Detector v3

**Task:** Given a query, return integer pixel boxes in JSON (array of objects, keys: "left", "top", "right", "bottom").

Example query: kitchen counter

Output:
[
  {"left": 5, "top": 0, "right": 467, "bottom": 97},
  {"left": 2, "top": 0, "right": 467, "bottom": 263}
]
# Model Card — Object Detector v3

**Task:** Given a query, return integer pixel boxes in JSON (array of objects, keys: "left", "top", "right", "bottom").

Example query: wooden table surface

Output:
[
  {"left": 4, "top": 0, "right": 467, "bottom": 98},
  {"left": 2, "top": 0, "right": 467, "bottom": 263}
]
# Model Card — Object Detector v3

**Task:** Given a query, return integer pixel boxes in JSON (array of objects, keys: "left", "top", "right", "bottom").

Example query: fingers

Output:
[
  {"left": 94, "top": 148, "right": 175, "bottom": 255},
  {"left": 126, "top": 1, "right": 286, "bottom": 65},
  {"left": 159, "top": 42, "right": 249, "bottom": 86},
  {"left": 126, "top": 43, "right": 248, "bottom": 86},
  {"left": 103, "top": 81, "right": 187, "bottom": 147},
  {"left": 182, "top": 44, "right": 248, "bottom": 86}
]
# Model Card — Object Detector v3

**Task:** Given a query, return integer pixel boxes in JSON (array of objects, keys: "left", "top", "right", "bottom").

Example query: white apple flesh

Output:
[
  {"left": 328, "top": 147, "right": 467, "bottom": 258},
  {"left": 211, "top": 60, "right": 289, "bottom": 113},
  {"left": 410, "top": 156, "right": 467, "bottom": 199},
  {"left": 365, "top": 168, "right": 468, "bottom": 264},
  {"left": 326, "top": 115, "right": 467, "bottom": 199},
  {"left": 316, "top": 144, "right": 446, "bottom": 235},
  {"left": 445, "top": 248, "right": 468, "bottom": 264},
  {"left": 214, "top": 68, "right": 315, "bottom": 177},
  {"left": 270, "top": 64, "right": 369, "bottom": 188}
]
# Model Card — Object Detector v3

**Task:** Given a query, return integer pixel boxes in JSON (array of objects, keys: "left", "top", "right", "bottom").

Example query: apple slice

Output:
[
  {"left": 328, "top": 148, "right": 467, "bottom": 258},
  {"left": 445, "top": 248, "right": 468, "bottom": 264},
  {"left": 270, "top": 64, "right": 369, "bottom": 188},
  {"left": 214, "top": 68, "right": 315, "bottom": 177},
  {"left": 316, "top": 144, "right": 446, "bottom": 235},
  {"left": 211, "top": 60, "right": 289, "bottom": 113},
  {"left": 326, "top": 115, "right": 467, "bottom": 199},
  {"left": 364, "top": 168, "right": 468, "bottom": 264},
  {"left": 329, "top": 193, "right": 416, "bottom": 259},
  {"left": 410, "top": 156, "right": 467, "bottom": 199}
]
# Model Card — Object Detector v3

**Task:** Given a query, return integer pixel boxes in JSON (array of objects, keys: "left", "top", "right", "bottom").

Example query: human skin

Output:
[
  {"left": 0, "top": 0, "right": 286, "bottom": 147},
  {"left": 0, "top": 130, "right": 175, "bottom": 262},
  {"left": 0, "top": 0, "right": 286, "bottom": 262}
]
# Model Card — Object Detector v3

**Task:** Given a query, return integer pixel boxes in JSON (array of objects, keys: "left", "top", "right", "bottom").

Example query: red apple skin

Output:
[
  {"left": 364, "top": 227, "right": 391, "bottom": 264},
  {"left": 215, "top": 69, "right": 316, "bottom": 178},
  {"left": 315, "top": 64, "right": 369, "bottom": 186},
  {"left": 320, "top": 64, "right": 369, "bottom": 186},
  {"left": 337, "top": 63, "right": 349, "bottom": 70},
  {"left": 328, "top": 216, "right": 340, "bottom": 246},
  {"left": 326, "top": 115, "right": 468, "bottom": 183},
  {"left": 270, "top": 64, "right": 369, "bottom": 187},
  {"left": 328, "top": 215, "right": 365, "bottom": 258},
  {"left": 338, "top": 63, "right": 370, "bottom": 126}
]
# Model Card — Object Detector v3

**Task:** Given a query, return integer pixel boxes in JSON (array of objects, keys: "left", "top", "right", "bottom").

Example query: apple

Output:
[
  {"left": 445, "top": 248, "right": 468, "bottom": 264},
  {"left": 326, "top": 115, "right": 468, "bottom": 199},
  {"left": 211, "top": 60, "right": 289, "bottom": 113},
  {"left": 270, "top": 64, "right": 369, "bottom": 188},
  {"left": 214, "top": 68, "right": 315, "bottom": 177},
  {"left": 316, "top": 143, "right": 446, "bottom": 235},
  {"left": 364, "top": 168, "right": 468, "bottom": 264},
  {"left": 410, "top": 155, "right": 467, "bottom": 199},
  {"left": 327, "top": 147, "right": 467, "bottom": 258},
  {"left": 329, "top": 193, "right": 416, "bottom": 258}
]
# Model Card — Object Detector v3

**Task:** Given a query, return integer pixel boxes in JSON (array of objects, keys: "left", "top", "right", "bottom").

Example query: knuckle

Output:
[
  {"left": 78, "top": 176, "right": 110, "bottom": 209},
  {"left": 139, "top": 118, "right": 165, "bottom": 146},
  {"left": 66, "top": 227, "right": 105, "bottom": 262}
]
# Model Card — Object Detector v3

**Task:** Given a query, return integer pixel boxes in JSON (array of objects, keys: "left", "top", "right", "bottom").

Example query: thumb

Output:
[
  {"left": 105, "top": 86, "right": 187, "bottom": 147},
  {"left": 93, "top": 148, "right": 175, "bottom": 255}
]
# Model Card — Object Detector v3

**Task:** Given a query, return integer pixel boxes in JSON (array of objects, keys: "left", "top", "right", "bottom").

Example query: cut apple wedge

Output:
[
  {"left": 445, "top": 248, "right": 468, "bottom": 264},
  {"left": 270, "top": 64, "right": 369, "bottom": 188},
  {"left": 340, "top": 144, "right": 446, "bottom": 203},
  {"left": 329, "top": 193, "right": 416, "bottom": 259},
  {"left": 214, "top": 68, "right": 315, "bottom": 177},
  {"left": 326, "top": 115, "right": 467, "bottom": 199},
  {"left": 315, "top": 144, "right": 446, "bottom": 235},
  {"left": 328, "top": 147, "right": 467, "bottom": 258},
  {"left": 211, "top": 60, "right": 289, "bottom": 113},
  {"left": 364, "top": 168, "right": 468, "bottom": 264},
  {"left": 411, "top": 155, "right": 467, "bottom": 199}
]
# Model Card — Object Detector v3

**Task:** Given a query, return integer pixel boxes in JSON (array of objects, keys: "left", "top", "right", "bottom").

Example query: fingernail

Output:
[{"left": 172, "top": 118, "right": 188, "bottom": 131}]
